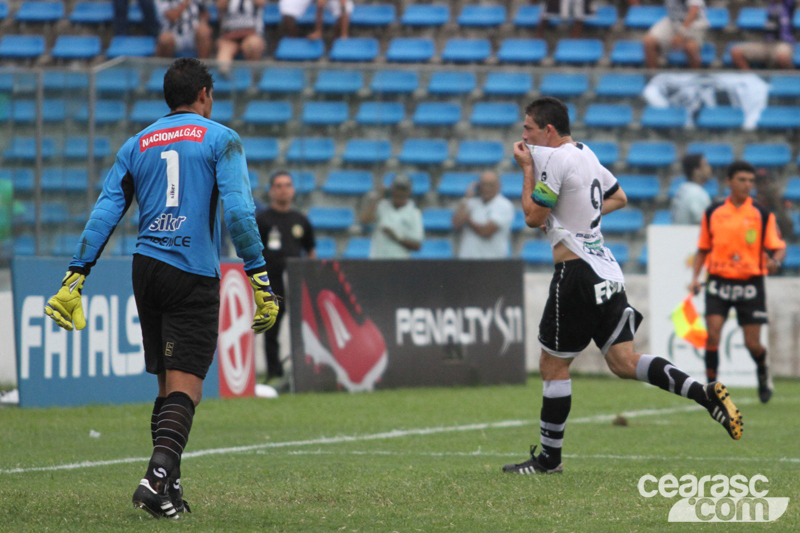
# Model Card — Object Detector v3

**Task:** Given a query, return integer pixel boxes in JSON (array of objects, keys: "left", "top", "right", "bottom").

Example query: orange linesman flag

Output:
[{"left": 671, "top": 295, "right": 707, "bottom": 349}]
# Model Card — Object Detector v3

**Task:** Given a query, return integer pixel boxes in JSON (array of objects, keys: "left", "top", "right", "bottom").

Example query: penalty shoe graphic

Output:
[
  {"left": 132, "top": 478, "right": 180, "bottom": 519},
  {"left": 168, "top": 478, "right": 191, "bottom": 514},
  {"left": 502, "top": 446, "right": 563, "bottom": 475},
  {"left": 704, "top": 382, "right": 743, "bottom": 440},
  {"left": 757, "top": 367, "right": 773, "bottom": 404}
]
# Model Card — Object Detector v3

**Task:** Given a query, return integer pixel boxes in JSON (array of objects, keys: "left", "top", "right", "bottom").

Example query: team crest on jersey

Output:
[
  {"left": 139, "top": 125, "right": 208, "bottom": 152},
  {"left": 292, "top": 224, "right": 304, "bottom": 238}
]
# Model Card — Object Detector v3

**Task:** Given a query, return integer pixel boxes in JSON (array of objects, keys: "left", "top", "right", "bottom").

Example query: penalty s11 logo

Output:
[{"left": 638, "top": 473, "right": 789, "bottom": 522}]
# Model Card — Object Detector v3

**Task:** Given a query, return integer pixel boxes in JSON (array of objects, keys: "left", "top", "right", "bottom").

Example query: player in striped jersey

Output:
[{"left": 155, "top": 0, "right": 212, "bottom": 58}]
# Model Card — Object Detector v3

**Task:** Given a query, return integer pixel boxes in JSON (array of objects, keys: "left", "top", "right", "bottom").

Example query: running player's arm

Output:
[
  {"left": 764, "top": 212, "right": 786, "bottom": 273},
  {"left": 515, "top": 141, "right": 550, "bottom": 228},
  {"left": 215, "top": 129, "right": 266, "bottom": 274},
  {"left": 68, "top": 139, "right": 136, "bottom": 275}
]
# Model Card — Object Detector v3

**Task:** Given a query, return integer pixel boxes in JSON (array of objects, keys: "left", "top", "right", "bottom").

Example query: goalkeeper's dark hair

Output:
[
  {"left": 163, "top": 58, "right": 214, "bottom": 111},
  {"left": 682, "top": 153, "right": 705, "bottom": 181},
  {"left": 525, "top": 97, "right": 571, "bottom": 136},
  {"left": 726, "top": 160, "right": 756, "bottom": 180}
]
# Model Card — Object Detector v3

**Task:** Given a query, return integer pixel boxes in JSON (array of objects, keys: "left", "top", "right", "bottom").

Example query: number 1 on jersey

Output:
[{"left": 161, "top": 150, "right": 180, "bottom": 207}]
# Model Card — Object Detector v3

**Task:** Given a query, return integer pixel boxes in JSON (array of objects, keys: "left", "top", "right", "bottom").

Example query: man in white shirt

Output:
[
  {"left": 453, "top": 171, "right": 515, "bottom": 259},
  {"left": 501, "top": 97, "right": 742, "bottom": 476},
  {"left": 671, "top": 153, "right": 712, "bottom": 224},
  {"left": 359, "top": 175, "right": 423, "bottom": 259},
  {"left": 644, "top": 0, "right": 709, "bottom": 68}
]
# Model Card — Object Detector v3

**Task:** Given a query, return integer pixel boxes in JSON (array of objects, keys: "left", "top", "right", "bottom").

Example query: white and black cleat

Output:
[
  {"left": 502, "top": 445, "right": 563, "bottom": 474},
  {"left": 132, "top": 478, "right": 180, "bottom": 519}
]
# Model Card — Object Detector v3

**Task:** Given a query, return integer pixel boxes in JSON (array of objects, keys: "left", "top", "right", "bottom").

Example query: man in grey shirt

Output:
[
  {"left": 671, "top": 153, "right": 712, "bottom": 224},
  {"left": 644, "top": 0, "right": 709, "bottom": 68}
]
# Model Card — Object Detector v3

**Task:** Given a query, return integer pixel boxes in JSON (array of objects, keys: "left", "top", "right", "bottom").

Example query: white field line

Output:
[{"left": 0, "top": 397, "right": 765, "bottom": 475}]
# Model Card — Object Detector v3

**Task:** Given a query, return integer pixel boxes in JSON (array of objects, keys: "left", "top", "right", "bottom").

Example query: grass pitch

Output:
[{"left": 1, "top": 376, "right": 798, "bottom": 532}]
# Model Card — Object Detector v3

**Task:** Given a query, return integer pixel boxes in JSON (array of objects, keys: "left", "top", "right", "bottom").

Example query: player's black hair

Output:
[
  {"left": 269, "top": 170, "right": 292, "bottom": 187},
  {"left": 726, "top": 160, "right": 756, "bottom": 180},
  {"left": 525, "top": 97, "right": 571, "bottom": 136},
  {"left": 682, "top": 154, "right": 705, "bottom": 181},
  {"left": 163, "top": 58, "right": 214, "bottom": 111}
]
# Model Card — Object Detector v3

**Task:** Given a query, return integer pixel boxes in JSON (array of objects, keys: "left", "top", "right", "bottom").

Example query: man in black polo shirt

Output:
[{"left": 256, "top": 171, "right": 317, "bottom": 383}]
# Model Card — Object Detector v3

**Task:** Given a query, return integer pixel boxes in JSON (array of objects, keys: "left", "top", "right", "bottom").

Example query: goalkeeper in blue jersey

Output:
[{"left": 43, "top": 58, "right": 278, "bottom": 519}]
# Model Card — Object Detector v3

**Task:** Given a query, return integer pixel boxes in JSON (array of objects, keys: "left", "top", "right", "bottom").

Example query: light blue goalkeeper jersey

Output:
[{"left": 70, "top": 111, "right": 265, "bottom": 277}]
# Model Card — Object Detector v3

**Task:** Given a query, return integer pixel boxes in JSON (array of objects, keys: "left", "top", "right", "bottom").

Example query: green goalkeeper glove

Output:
[
  {"left": 249, "top": 271, "right": 279, "bottom": 333},
  {"left": 44, "top": 271, "right": 87, "bottom": 331}
]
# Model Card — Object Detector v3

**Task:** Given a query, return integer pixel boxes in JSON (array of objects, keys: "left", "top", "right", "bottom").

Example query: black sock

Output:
[
  {"left": 751, "top": 348, "right": 767, "bottom": 370},
  {"left": 636, "top": 354, "right": 706, "bottom": 405},
  {"left": 705, "top": 348, "right": 719, "bottom": 383},
  {"left": 151, "top": 397, "right": 166, "bottom": 448},
  {"left": 145, "top": 391, "right": 195, "bottom": 490},
  {"left": 538, "top": 380, "right": 571, "bottom": 469}
]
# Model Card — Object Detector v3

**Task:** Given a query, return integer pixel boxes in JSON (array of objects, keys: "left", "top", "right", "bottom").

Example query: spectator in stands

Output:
[
  {"left": 256, "top": 171, "right": 317, "bottom": 385},
  {"left": 644, "top": 0, "right": 709, "bottom": 69},
  {"left": 280, "top": 0, "right": 353, "bottom": 40},
  {"left": 155, "top": 0, "right": 212, "bottom": 58},
  {"left": 359, "top": 175, "right": 423, "bottom": 259},
  {"left": 671, "top": 153, "right": 712, "bottom": 224},
  {"left": 114, "top": 0, "right": 160, "bottom": 37},
  {"left": 538, "top": 0, "right": 592, "bottom": 38},
  {"left": 754, "top": 167, "right": 793, "bottom": 239},
  {"left": 216, "top": 0, "right": 266, "bottom": 74},
  {"left": 730, "top": 0, "right": 795, "bottom": 70},
  {"left": 452, "top": 171, "right": 515, "bottom": 259}
]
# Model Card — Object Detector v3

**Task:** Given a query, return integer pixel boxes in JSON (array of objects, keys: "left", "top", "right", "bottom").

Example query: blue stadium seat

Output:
[
  {"left": 757, "top": 106, "right": 800, "bottom": 130},
  {"left": 399, "top": 139, "right": 448, "bottom": 165},
  {"left": 242, "top": 101, "right": 293, "bottom": 125},
  {"left": 521, "top": 240, "right": 551, "bottom": 264},
  {"left": 75, "top": 100, "right": 126, "bottom": 124},
  {"left": 539, "top": 73, "right": 588, "bottom": 97},
  {"left": 795, "top": 8, "right": 800, "bottom": 29},
  {"left": 617, "top": 175, "right": 660, "bottom": 201},
  {"left": 43, "top": 71, "right": 89, "bottom": 91},
  {"left": 610, "top": 40, "right": 644, "bottom": 66},
  {"left": 585, "top": 5, "right": 618, "bottom": 28},
  {"left": 595, "top": 73, "right": 645, "bottom": 98},
  {"left": 322, "top": 171, "right": 373, "bottom": 196},
  {"left": 706, "top": 7, "right": 729, "bottom": 29},
  {"left": 275, "top": 38, "right": 324, "bottom": 61},
  {"left": 606, "top": 243, "right": 629, "bottom": 265},
  {"left": 602, "top": 208, "right": 644, "bottom": 234},
  {"left": 686, "top": 142, "right": 734, "bottom": 167},
  {"left": 696, "top": 107, "right": 744, "bottom": 129},
  {"left": 456, "top": 141, "right": 503, "bottom": 166},
  {"left": 64, "top": 137, "right": 111, "bottom": 159},
  {"left": 13, "top": 236, "right": 36, "bottom": 256},
  {"left": 263, "top": 3, "right": 280, "bottom": 25},
  {"left": 16, "top": 1, "right": 64, "bottom": 22},
  {"left": 413, "top": 102, "right": 461, "bottom": 126},
  {"left": 52, "top": 234, "right": 83, "bottom": 256},
  {"left": 371, "top": 70, "right": 418, "bottom": 94},
  {"left": 350, "top": 4, "right": 395, "bottom": 26},
  {"left": 583, "top": 104, "right": 633, "bottom": 128},
  {"left": 667, "top": 42, "right": 716, "bottom": 66},
  {"left": 422, "top": 208, "right": 454, "bottom": 231},
  {"left": 427, "top": 71, "right": 476, "bottom": 95},
  {"left": 383, "top": 172, "right": 431, "bottom": 196},
  {"left": 314, "top": 70, "right": 363, "bottom": 93},
  {"left": 259, "top": 67, "right": 305, "bottom": 93},
  {"left": 4, "top": 137, "right": 57, "bottom": 161},
  {"left": 41, "top": 169, "right": 89, "bottom": 191},
  {"left": 286, "top": 138, "right": 336, "bottom": 163},
  {"left": 241, "top": 137, "right": 279, "bottom": 162},
  {"left": 307, "top": 207, "right": 354, "bottom": 230},
  {"left": 783, "top": 177, "right": 800, "bottom": 201},
  {"left": 343, "top": 237, "right": 372, "bottom": 259},
  {"left": 437, "top": 172, "right": 478, "bottom": 197},
  {"left": 288, "top": 171, "right": 316, "bottom": 194},
  {"left": 97, "top": 67, "right": 140, "bottom": 93},
  {"left": 640, "top": 106, "right": 687, "bottom": 129},
  {"left": 500, "top": 173, "right": 522, "bottom": 197},
  {"left": 4, "top": 169, "right": 32, "bottom": 192},
  {"left": 442, "top": 38, "right": 491, "bottom": 63},
  {"left": 742, "top": 143, "right": 791, "bottom": 167},
  {"left": 330, "top": 38, "right": 379, "bottom": 62},
  {"left": 793, "top": 213, "right": 800, "bottom": 238},
  {"left": 342, "top": 139, "right": 392, "bottom": 164},
  {"left": 470, "top": 102, "right": 519, "bottom": 127},
  {"left": 624, "top": 6, "right": 666, "bottom": 28},
  {"left": 302, "top": 102, "right": 349, "bottom": 125},
  {"left": 497, "top": 38, "right": 547, "bottom": 64},
  {"left": 554, "top": 39, "right": 603, "bottom": 64},
  {"left": 315, "top": 237, "right": 337, "bottom": 258},
  {"left": 143, "top": 67, "right": 168, "bottom": 92},
  {"left": 412, "top": 239, "right": 453, "bottom": 259},
  {"left": 0, "top": 35, "right": 45, "bottom": 59},
  {"left": 70, "top": 1, "right": 113, "bottom": 24},
  {"left": 130, "top": 100, "right": 169, "bottom": 123},
  {"left": 514, "top": 5, "right": 541, "bottom": 27},
  {"left": 106, "top": 36, "right": 156, "bottom": 58},
  {"left": 355, "top": 101, "right": 404, "bottom": 125},
  {"left": 794, "top": 43, "right": 800, "bottom": 67},
  {"left": 704, "top": 179, "right": 720, "bottom": 199},
  {"left": 458, "top": 4, "right": 505, "bottom": 27},
  {"left": 401, "top": 4, "right": 449, "bottom": 26},
  {"left": 783, "top": 244, "right": 800, "bottom": 269},
  {"left": 210, "top": 100, "right": 233, "bottom": 123},
  {"left": 11, "top": 99, "right": 65, "bottom": 123},
  {"left": 736, "top": 7, "right": 767, "bottom": 30},
  {"left": 210, "top": 67, "right": 252, "bottom": 94},
  {"left": 769, "top": 76, "right": 800, "bottom": 99},
  {"left": 627, "top": 142, "right": 676, "bottom": 168},
  {"left": 40, "top": 202, "right": 70, "bottom": 225},
  {"left": 111, "top": 235, "right": 138, "bottom": 256},
  {"left": 0, "top": 2, "right": 6, "bottom": 20},
  {"left": 651, "top": 210, "right": 672, "bottom": 225},
  {"left": 511, "top": 210, "right": 526, "bottom": 232},
  {"left": 483, "top": 72, "right": 532, "bottom": 96},
  {"left": 584, "top": 141, "right": 619, "bottom": 166},
  {"left": 52, "top": 36, "right": 101, "bottom": 60},
  {"left": 386, "top": 38, "right": 435, "bottom": 62}
]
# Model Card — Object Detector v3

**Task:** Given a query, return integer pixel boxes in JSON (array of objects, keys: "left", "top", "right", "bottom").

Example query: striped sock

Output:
[
  {"left": 538, "top": 379, "right": 571, "bottom": 469},
  {"left": 146, "top": 391, "right": 194, "bottom": 490},
  {"left": 636, "top": 354, "right": 705, "bottom": 405},
  {"left": 150, "top": 396, "right": 165, "bottom": 447}
]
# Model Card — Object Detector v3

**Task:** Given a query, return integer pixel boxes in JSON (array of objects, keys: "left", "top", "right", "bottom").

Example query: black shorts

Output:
[
  {"left": 705, "top": 275, "right": 767, "bottom": 326},
  {"left": 132, "top": 254, "right": 220, "bottom": 379},
  {"left": 538, "top": 259, "right": 643, "bottom": 358}
]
